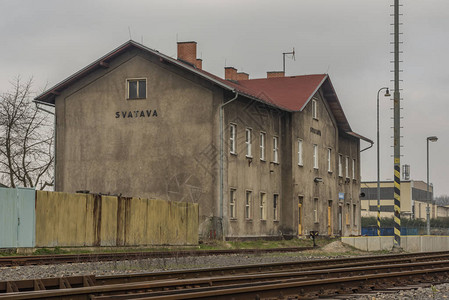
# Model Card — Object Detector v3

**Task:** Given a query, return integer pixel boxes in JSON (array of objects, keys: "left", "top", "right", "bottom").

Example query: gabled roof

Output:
[
  {"left": 34, "top": 40, "right": 372, "bottom": 144},
  {"left": 237, "top": 74, "right": 327, "bottom": 111}
]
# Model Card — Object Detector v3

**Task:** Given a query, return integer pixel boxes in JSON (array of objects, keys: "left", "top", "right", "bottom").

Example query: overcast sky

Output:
[{"left": 1, "top": 0, "right": 448, "bottom": 196}]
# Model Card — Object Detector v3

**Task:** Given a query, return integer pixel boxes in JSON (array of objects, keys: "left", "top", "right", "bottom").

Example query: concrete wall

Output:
[
  {"left": 35, "top": 191, "right": 198, "bottom": 247},
  {"left": 342, "top": 236, "right": 449, "bottom": 252}
]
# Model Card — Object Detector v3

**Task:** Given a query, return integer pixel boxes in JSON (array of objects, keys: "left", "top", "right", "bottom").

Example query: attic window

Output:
[
  {"left": 312, "top": 98, "right": 318, "bottom": 119},
  {"left": 127, "top": 78, "right": 146, "bottom": 99}
]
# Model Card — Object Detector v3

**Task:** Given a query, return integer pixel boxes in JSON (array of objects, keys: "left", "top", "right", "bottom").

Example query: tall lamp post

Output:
[
  {"left": 377, "top": 87, "right": 390, "bottom": 236},
  {"left": 426, "top": 136, "right": 438, "bottom": 235}
]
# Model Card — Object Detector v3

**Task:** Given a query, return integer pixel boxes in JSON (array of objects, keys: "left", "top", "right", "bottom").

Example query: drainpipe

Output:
[
  {"left": 33, "top": 100, "right": 56, "bottom": 191},
  {"left": 219, "top": 90, "right": 239, "bottom": 239}
]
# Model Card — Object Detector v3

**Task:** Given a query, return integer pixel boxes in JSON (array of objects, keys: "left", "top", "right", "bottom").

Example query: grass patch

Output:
[
  {"left": 1, "top": 237, "right": 342, "bottom": 257},
  {"left": 199, "top": 237, "right": 338, "bottom": 250},
  {"left": 33, "top": 247, "right": 69, "bottom": 255}
]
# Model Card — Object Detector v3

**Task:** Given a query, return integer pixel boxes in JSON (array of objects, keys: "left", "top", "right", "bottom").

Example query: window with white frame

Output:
[
  {"left": 352, "top": 159, "right": 356, "bottom": 179},
  {"left": 230, "top": 124, "right": 236, "bottom": 154},
  {"left": 312, "top": 98, "right": 318, "bottom": 119},
  {"left": 353, "top": 204, "right": 357, "bottom": 225},
  {"left": 346, "top": 203, "right": 350, "bottom": 225},
  {"left": 229, "top": 189, "right": 236, "bottom": 219},
  {"left": 245, "top": 191, "right": 252, "bottom": 219},
  {"left": 127, "top": 78, "right": 146, "bottom": 99},
  {"left": 345, "top": 156, "right": 349, "bottom": 178},
  {"left": 273, "top": 194, "right": 279, "bottom": 221},
  {"left": 327, "top": 148, "right": 332, "bottom": 172},
  {"left": 260, "top": 192, "right": 267, "bottom": 220},
  {"left": 338, "top": 154, "right": 343, "bottom": 177},
  {"left": 313, "top": 144, "right": 318, "bottom": 169},
  {"left": 314, "top": 198, "right": 319, "bottom": 223},
  {"left": 273, "top": 137, "right": 279, "bottom": 163},
  {"left": 245, "top": 128, "right": 252, "bottom": 157},
  {"left": 260, "top": 132, "right": 265, "bottom": 161},
  {"left": 298, "top": 139, "right": 303, "bottom": 166}
]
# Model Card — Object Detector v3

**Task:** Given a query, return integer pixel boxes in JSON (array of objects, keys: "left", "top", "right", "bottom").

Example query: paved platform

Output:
[{"left": 342, "top": 236, "right": 449, "bottom": 252}]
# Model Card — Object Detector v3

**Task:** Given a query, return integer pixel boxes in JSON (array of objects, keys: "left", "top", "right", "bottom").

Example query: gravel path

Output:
[{"left": 1, "top": 245, "right": 448, "bottom": 299}]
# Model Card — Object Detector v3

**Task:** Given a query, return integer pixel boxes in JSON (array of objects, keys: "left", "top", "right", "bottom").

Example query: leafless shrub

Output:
[{"left": 0, "top": 76, "right": 54, "bottom": 189}]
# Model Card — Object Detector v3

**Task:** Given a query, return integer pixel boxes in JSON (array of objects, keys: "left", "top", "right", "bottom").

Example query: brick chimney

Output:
[
  {"left": 236, "top": 72, "right": 249, "bottom": 80},
  {"left": 177, "top": 41, "right": 202, "bottom": 69},
  {"left": 195, "top": 59, "right": 202, "bottom": 70},
  {"left": 267, "top": 71, "right": 285, "bottom": 78},
  {"left": 225, "top": 67, "right": 238, "bottom": 81}
]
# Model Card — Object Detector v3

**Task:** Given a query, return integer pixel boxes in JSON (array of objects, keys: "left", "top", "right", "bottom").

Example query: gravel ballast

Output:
[{"left": 1, "top": 242, "right": 447, "bottom": 299}]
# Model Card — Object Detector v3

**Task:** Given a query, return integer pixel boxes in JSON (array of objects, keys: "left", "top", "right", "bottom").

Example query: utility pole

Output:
[{"left": 392, "top": 0, "right": 402, "bottom": 248}]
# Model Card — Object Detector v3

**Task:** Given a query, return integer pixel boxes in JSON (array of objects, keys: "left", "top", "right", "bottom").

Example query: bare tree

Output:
[{"left": 0, "top": 77, "right": 54, "bottom": 189}]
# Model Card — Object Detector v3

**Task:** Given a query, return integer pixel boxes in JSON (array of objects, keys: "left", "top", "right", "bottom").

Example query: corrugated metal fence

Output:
[{"left": 0, "top": 187, "right": 35, "bottom": 248}]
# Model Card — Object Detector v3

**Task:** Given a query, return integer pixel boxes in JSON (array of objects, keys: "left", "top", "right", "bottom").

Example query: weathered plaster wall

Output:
[
  {"left": 54, "top": 50, "right": 219, "bottom": 237},
  {"left": 223, "top": 98, "right": 283, "bottom": 238},
  {"left": 291, "top": 92, "right": 339, "bottom": 236}
]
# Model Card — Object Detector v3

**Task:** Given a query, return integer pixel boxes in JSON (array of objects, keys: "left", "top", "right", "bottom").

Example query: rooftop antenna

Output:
[
  {"left": 128, "top": 27, "right": 132, "bottom": 40},
  {"left": 283, "top": 48, "right": 295, "bottom": 74}
]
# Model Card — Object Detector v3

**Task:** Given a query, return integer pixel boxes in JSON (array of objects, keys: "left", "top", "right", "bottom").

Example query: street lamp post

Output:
[
  {"left": 377, "top": 87, "right": 390, "bottom": 236},
  {"left": 426, "top": 136, "right": 438, "bottom": 235}
]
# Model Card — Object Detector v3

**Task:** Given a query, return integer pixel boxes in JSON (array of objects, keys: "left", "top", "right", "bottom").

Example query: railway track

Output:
[
  {"left": 0, "top": 246, "right": 313, "bottom": 267},
  {"left": 1, "top": 251, "right": 449, "bottom": 299}
]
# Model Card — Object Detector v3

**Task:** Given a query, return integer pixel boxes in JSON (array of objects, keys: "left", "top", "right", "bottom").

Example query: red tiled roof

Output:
[{"left": 236, "top": 74, "right": 327, "bottom": 111}]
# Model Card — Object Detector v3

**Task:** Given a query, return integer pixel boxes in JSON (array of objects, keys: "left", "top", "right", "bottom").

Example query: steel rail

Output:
[
  {"left": 3, "top": 256, "right": 449, "bottom": 299},
  {"left": 3, "top": 250, "right": 449, "bottom": 293},
  {"left": 0, "top": 246, "right": 314, "bottom": 267}
]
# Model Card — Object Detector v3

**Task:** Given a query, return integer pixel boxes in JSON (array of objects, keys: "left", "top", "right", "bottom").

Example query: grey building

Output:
[{"left": 35, "top": 40, "right": 371, "bottom": 239}]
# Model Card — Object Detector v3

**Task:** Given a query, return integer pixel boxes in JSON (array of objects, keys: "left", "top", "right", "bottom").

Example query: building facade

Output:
[
  {"left": 35, "top": 40, "right": 371, "bottom": 239},
  {"left": 360, "top": 180, "right": 448, "bottom": 220}
]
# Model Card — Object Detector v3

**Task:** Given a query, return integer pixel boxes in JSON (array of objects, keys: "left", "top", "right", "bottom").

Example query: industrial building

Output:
[
  {"left": 361, "top": 180, "right": 449, "bottom": 219},
  {"left": 35, "top": 40, "right": 371, "bottom": 239}
]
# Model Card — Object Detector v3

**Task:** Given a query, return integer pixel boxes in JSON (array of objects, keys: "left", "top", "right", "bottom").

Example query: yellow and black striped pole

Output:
[
  {"left": 377, "top": 205, "right": 381, "bottom": 236},
  {"left": 392, "top": 0, "right": 401, "bottom": 248},
  {"left": 394, "top": 160, "right": 401, "bottom": 246}
]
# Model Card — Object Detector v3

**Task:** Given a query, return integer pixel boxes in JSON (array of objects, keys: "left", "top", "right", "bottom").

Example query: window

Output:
[
  {"left": 273, "top": 137, "right": 279, "bottom": 163},
  {"left": 353, "top": 204, "right": 357, "bottom": 226},
  {"left": 230, "top": 124, "right": 236, "bottom": 154},
  {"left": 352, "top": 159, "right": 356, "bottom": 180},
  {"left": 273, "top": 194, "right": 279, "bottom": 221},
  {"left": 346, "top": 203, "right": 350, "bottom": 225},
  {"left": 260, "top": 192, "right": 267, "bottom": 220},
  {"left": 312, "top": 99, "right": 318, "bottom": 119},
  {"left": 313, "top": 144, "right": 318, "bottom": 169},
  {"left": 245, "top": 128, "right": 252, "bottom": 157},
  {"left": 298, "top": 139, "right": 303, "bottom": 166},
  {"left": 327, "top": 148, "right": 332, "bottom": 172},
  {"left": 127, "top": 79, "right": 146, "bottom": 99},
  {"left": 229, "top": 189, "right": 236, "bottom": 219},
  {"left": 345, "top": 156, "right": 349, "bottom": 178},
  {"left": 260, "top": 132, "right": 266, "bottom": 161},
  {"left": 338, "top": 155, "right": 343, "bottom": 177},
  {"left": 245, "top": 191, "right": 252, "bottom": 219},
  {"left": 314, "top": 198, "right": 319, "bottom": 223}
]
